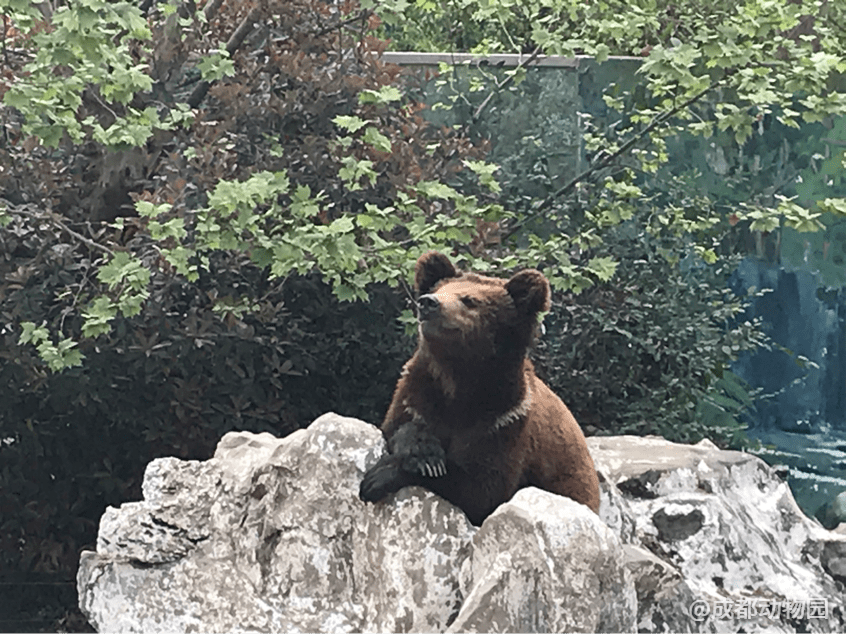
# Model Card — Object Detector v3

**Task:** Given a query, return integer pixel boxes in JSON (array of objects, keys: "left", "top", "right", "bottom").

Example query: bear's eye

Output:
[{"left": 460, "top": 296, "right": 479, "bottom": 308}]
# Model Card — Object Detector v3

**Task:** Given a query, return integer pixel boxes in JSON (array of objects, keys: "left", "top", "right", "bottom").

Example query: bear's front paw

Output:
[
  {"left": 359, "top": 457, "right": 405, "bottom": 502},
  {"left": 402, "top": 438, "right": 447, "bottom": 479}
]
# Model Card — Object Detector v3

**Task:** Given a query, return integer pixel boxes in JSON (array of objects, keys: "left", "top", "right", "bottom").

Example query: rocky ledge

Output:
[{"left": 78, "top": 413, "right": 846, "bottom": 633}]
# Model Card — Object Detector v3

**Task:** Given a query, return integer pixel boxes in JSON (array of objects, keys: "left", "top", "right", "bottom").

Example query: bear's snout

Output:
[{"left": 417, "top": 294, "right": 440, "bottom": 320}]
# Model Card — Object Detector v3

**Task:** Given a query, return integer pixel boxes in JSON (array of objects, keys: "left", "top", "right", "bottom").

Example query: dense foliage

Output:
[
  {"left": 535, "top": 226, "right": 765, "bottom": 446},
  {"left": 378, "top": 0, "right": 846, "bottom": 254},
  {"left": 374, "top": 0, "right": 846, "bottom": 442},
  {"left": 0, "top": 0, "right": 485, "bottom": 628}
]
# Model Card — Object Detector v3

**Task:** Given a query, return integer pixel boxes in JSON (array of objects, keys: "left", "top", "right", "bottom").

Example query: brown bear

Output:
[{"left": 359, "top": 251, "right": 600, "bottom": 525}]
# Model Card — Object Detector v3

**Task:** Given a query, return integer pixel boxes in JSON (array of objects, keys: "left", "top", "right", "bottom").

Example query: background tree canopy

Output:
[{"left": 1, "top": 0, "right": 845, "bottom": 630}]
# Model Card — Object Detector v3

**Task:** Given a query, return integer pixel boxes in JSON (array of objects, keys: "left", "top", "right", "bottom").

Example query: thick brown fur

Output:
[{"left": 359, "top": 251, "right": 600, "bottom": 525}]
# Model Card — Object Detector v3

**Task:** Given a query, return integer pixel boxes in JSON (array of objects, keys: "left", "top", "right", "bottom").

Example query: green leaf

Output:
[
  {"left": 338, "top": 156, "right": 376, "bottom": 191},
  {"left": 117, "top": 290, "right": 148, "bottom": 317},
  {"left": 197, "top": 49, "right": 236, "bottom": 82},
  {"left": 586, "top": 256, "right": 618, "bottom": 282},
  {"left": 97, "top": 252, "right": 134, "bottom": 288},
  {"left": 42, "top": 337, "right": 84, "bottom": 371},
  {"left": 817, "top": 198, "right": 846, "bottom": 216},
  {"left": 695, "top": 246, "right": 718, "bottom": 264},
  {"left": 163, "top": 103, "right": 195, "bottom": 129},
  {"left": 363, "top": 127, "right": 393, "bottom": 152},
  {"left": 334, "top": 281, "right": 359, "bottom": 302},
  {"left": 776, "top": 196, "right": 825, "bottom": 233},
  {"left": 161, "top": 246, "right": 197, "bottom": 280},
  {"left": 207, "top": 171, "right": 290, "bottom": 213},
  {"left": 358, "top": 85, "right": 403, "bottom": 104},
  {"left": 250, "top": 246, "right": 273, "bottom": 268},
  {"left": 464, "top": 159, "right": 501, "bottom": 193},
  {"left": 327, "top": 216, "right": 355, "bottom": 234},
  {"left": 333, "top": 115, "right": 369, "bottom": 132},
  {"left": 415, "top": 180, "right": 458, "bottom": 200},
  {"left": 82, "top": 296, "right": 118, "bottom": 337},
  {"left": 149, "top": 217, "right": 187, "bottom": 241},
  {"left": 136, "top": 201, "right": 172, "bottom": 218},
  {"left": 20, "top": 322, "right": 49, "bottom": 345},
  {"left": 736, "top": 207, "right": 781, "bottom": 232}
]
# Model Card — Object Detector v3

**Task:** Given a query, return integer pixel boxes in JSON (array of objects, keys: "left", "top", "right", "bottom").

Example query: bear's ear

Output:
[
  {"left": 506, "top": 269, "right": 551, "bottom": 315},
  {"left": 415, "top": 251, "right": 459, "bottom": 295}
]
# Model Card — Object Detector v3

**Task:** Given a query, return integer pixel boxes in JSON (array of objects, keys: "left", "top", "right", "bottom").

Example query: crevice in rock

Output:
[
  {"left": 257, "top": 528, "right": 283, "bottom": 592},
  {"left": 618, "top": 470, "right": 661, "bottom": 499},
  {"left": 150, "top": 514, "right": 209, "bottom": 544},
  {"left": 128, "top": 559, "right": 159, "bottom": 569},
  {"left": 652, "top": 507, "right": 704, "bottom": 542}
]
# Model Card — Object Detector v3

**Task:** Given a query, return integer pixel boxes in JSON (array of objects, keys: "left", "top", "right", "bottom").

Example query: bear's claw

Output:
[
  {"left": 407, "top": 456, "right": 446, "bottom": 478},
  {"left": 388, "top": 422, "right": 448, "bottom": 480},
  {"left": 402, "top": 440, "right": 447, "bottom": 479},
  {"left": 359, "top": 443, "right": 447, "bottom": 504}
]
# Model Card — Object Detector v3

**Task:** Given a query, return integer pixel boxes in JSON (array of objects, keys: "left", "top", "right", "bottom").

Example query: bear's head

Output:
[{"left": 414, "top": 251, "right": 550, "bottom": 360}]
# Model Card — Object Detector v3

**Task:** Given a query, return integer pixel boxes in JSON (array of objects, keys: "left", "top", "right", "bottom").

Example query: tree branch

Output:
[
  {"left": 187, "top": 6, "right": 261, "bottom": 108},
  {"left": 314, "top": 7, "right": 373, "bottom": 39},
  {"left": 203, "top": 0, "right": 225, "bottom": 23},
  {"left": 459, "top": 45, "right": 545, "bottom": 135},
  {"left": 500, "top": 77, "right": 723, "bottom": 242},
  {"left": 12, "top": 206, "right": 114, "bottom": 256}
]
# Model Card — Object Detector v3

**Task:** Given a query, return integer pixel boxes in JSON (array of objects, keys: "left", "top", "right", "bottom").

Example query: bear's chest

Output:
[{"left": 423, "top": 412, "right": 523, "bottom": 469}]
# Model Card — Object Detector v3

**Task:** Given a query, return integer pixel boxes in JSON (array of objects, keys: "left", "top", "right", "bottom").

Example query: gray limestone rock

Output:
[
  {"left": 78, "top": 420, "right": 846, "bottom": 633},
  {"left": 588, "top": 435, "right": 846, "bottom": 633},
  {"left": 78, "top": 413, "right": 631, "bottom": 633},
  {"left": 447, "top": 488, "right": 636, "bottom": 633}
]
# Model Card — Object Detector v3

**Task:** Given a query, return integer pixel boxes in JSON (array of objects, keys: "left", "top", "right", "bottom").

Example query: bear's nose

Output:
[{"left": 417, "top": 294, "right": 440, "bottom": 319}]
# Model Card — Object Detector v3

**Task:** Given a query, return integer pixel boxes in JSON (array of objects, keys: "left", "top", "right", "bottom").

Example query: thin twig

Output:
[
  {"left": 314, "top": 8, "right": 372, "bottom": 39},
  {"left": 398, "top": 275, "right": 418, "bottom": 316},
  {"left": 60, "top": 257, "right": 99, "bottom": 331},
  {"left": 50, "top": 215, "right": 115, "bottom": 256},
  {"left": 461, "top": 45, "right": 544, "bottom": 135},
  {"left": 13, "top": 207, "right": 114, "bottom": 255},
  {"left": 2, "top": 14, "right": 8, "bottom": 68}
]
